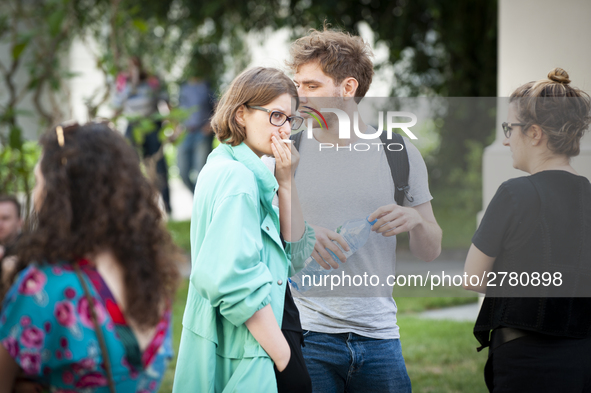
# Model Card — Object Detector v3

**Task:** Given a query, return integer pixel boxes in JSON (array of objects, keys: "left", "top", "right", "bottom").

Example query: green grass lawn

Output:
[
  {"left": 158, "top": 278, "right": 487, "bottom": 392},
  {"left": 166, "top": 220, "right": 191, "bottom": 254},
  {"left": 399, "top": 315, "right": 487, "bottom": 393}
]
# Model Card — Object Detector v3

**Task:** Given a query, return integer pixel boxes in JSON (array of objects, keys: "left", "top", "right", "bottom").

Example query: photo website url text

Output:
[{"left": 299, "top": 271, "right": 564, "bottom": 291}]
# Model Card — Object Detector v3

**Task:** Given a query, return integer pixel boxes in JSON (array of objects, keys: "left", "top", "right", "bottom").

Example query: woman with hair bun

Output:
[
  {"left": 172, "top": 67, "right": 314, "bottom": 392},
  {"left": 0, "top": 122, "right": 181, "bottom": 392},
  {"left": 464, "top": 68, "right": 591, "bottom": 392}
]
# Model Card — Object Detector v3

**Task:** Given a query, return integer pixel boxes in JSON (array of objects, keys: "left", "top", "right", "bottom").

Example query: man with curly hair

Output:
[{"left": 286, "top": 27, "right": 442, "bottom": 392}]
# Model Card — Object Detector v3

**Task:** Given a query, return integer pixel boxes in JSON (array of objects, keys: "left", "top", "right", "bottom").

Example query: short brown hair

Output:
[
  {"left": 212, "top": 67, "right": 299, "bottom": 146},
  {"left": 0, "top": 195, "right": 21, "bottom": 218},
  {"left": 287, "top": 27, "right": 374, "bottom": 100},
  {"left": 510, "top": 67, "right": 591, "bottom": 157}
]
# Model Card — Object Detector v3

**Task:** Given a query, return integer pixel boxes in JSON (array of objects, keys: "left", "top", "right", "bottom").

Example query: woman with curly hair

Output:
[
  {"left": 172, "top": 67, "right": 315, "bottom": 392},
  {"left": 0, "top": 122, "right": 180, "bottom": 392}
]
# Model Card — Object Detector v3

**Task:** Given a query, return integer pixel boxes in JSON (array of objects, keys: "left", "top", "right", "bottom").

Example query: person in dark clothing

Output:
[
  {"left": 177, "top": 76, "right": 215, "bottom": 193},
  {"left": 464, "top": 68, "right": 591, "bottom": 392}
]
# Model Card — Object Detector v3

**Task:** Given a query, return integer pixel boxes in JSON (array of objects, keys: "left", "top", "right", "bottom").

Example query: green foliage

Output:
[
  {"left": 0, "top": 0, "right": 82, "bottom": 209},
  {"left": 2, "top": 0, "right": 498, "bottom": 234},
  {"left": 0, "top": 134, "right": 41, "bottom": 217},
  {"left": 166, "top": 220, "right": 191, "bottom": 254},
  {"left": 396, "top": 296, "right": 478, "bottom": 313}
]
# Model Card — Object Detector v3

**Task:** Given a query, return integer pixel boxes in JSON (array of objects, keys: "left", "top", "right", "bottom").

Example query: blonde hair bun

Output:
[{"left": 548, "top": 67, "right": 571, "bottom": 85}]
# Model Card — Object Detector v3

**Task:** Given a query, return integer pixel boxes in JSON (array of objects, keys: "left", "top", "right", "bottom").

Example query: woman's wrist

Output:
[
  {"left": 277, "top": 174, "right": 295, "bottom": 189},
  {"left": 273, "top": 339, "right": 291, "bottom": 372},
  {"left": 277, "top": 180, "right": 292, "bottom": 191}
]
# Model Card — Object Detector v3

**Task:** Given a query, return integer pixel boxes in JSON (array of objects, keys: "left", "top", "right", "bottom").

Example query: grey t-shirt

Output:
[{"left": 291, "top": 127, "right": 432, "bottom": 339}]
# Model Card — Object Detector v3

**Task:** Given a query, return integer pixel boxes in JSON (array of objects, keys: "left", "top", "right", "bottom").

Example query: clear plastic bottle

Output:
[{"left": 289, "top": 216, "right": 378, "bottom": 292}]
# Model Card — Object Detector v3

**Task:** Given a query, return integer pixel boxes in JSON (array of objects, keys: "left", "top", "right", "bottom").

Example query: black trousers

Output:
[
  {"left": 274, "top": 329, "right": 312, "bottom": 393},
  {"left": 485, "top": 333, "right": 591, "bottom": 392},
  {"left": 125, "top": 122, "right": 171, "bottom": 213}
]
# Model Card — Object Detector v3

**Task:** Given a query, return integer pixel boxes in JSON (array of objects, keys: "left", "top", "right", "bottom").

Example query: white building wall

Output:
[{"left": 482, "top": 0, "right": 591, "bottom": 211}]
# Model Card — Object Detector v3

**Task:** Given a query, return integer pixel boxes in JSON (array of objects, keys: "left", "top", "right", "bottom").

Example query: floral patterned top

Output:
[{"left": 0, "top": 261, "right": 172, "bottom": 392}]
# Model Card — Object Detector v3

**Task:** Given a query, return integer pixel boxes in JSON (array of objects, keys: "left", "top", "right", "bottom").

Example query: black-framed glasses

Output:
[
  {"left": 501, "top": 122, "right": 526, "bottom": 138},
  {"left": 247, "top": 105, "right": 304, "bottom": 130}
]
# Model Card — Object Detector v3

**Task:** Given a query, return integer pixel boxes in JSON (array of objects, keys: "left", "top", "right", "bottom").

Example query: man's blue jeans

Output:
[
  {"left": 302, "top": 331, "right": 412, "bottom": 393},
  {"left": 177, "top": 132, "right": 213, "bottom": 193}
]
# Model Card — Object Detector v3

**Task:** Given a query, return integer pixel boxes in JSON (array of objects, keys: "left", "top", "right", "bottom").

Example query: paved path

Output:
[
  {"left": 397, "top": 249, "right": 484, "bottom": 322},
  {"left": 169, "top": 177, "right": 194, "bottom": 222}
]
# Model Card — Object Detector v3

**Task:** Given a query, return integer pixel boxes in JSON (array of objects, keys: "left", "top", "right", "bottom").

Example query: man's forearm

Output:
[{"left": 409, "top": 220, "right": 442, "bottom": 262}]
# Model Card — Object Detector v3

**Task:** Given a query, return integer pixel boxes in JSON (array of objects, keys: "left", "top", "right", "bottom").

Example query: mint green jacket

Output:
[{"left": 178, "top": 143, "right": 315, "bottom": 390}]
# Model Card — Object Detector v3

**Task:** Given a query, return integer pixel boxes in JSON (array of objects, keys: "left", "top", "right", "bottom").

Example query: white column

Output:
[{"left": 482, "top": 0, "right": 591, "bottom": 213}]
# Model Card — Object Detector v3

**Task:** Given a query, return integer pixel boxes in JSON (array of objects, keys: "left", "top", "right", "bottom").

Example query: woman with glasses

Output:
[
  {"left": 172, "top": 67, "right": 314, "bottom": 393},
  {"left": 464, "top": 68, "right": 591, "bottom": 392},
  {"left": 0, "top": 122, "right": 180, "bottom": 392}
]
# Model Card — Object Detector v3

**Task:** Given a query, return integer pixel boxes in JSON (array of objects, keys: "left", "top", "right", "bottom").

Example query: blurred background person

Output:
[
  {"left": 0, "top": 195, "right": 22, "bottom": 259},
  {"left": 0, "top": 195, "right": 23, "bottom": 284},
  {"left": 464, "top": 68, "right": 591, "bottom": 392},
  {"left": 177, "top": 55, "right": 216, "bottom": 193},
  {"left": 0, "top": 122, "right": 180, "bottom": 392},
  {"left": 112, "top": 55, "right": 172, "bottom": 215}
]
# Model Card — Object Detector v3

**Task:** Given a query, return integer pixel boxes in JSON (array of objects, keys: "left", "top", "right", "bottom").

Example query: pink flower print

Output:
[
  {"left": 62, "top": 370, "right": 74, "bottom": 384},
  {"left": 64, "top": 287, "right": 76, "bottom": 299},
  {"left": 56, "top": 350, "right": 62, "bottom": 359},
  {"left": 52, "top": 266, "right": 63, "bottom": 275},
  {"left": 54, "top": 301, "right": 76, "bottom": 328},
  {"left": 77, "top": 297, "right": 106, "bottom": 328},
  {"left": 64, "top": 349, "right": 72, "bottom": 359},
  {"left": 60, "top": 337, "right": 68, "bottom": 348},
  {"left": 20, "top": 326, "right": 44, "bottom": 349},
  {"left": 79, "top": 357, "right": 96, "bottom": 369},
  {"left": 72, "top": 357, "right": 96, "bottom": 374},
  {"left": 75, "top": 372, "right": 107, "bottom": 388},
  {"left": 18, "top": 268, "right": 47, "bottom": 295},
  {"left": 121, "top": 357, "right": 130, "bottom": 369},
  {"left": 44, "top": 321, "right": 51, "bottom": 333},
  {"left": 2, "top": 337, "right": 19, "bottom": 358},
  {"left": 19, "top": 352, "right": 41, "bottom": 375},
  {"left": 20, "top": 315, "right": 31, "bottom": 326},
  {"left": 149, "top": 381, "right": 157, "bottom": 390}
]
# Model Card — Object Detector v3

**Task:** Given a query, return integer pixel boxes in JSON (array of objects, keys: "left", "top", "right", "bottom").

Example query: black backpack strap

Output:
[
  {"left": 380, "top": 132, "right": 413, "bottom": 206},
  {"left": 289, "top": 131, "right": 303, "bottom": 151},
  {"left": 288, "top": 132, "right": 304, "bottom": 177}
]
